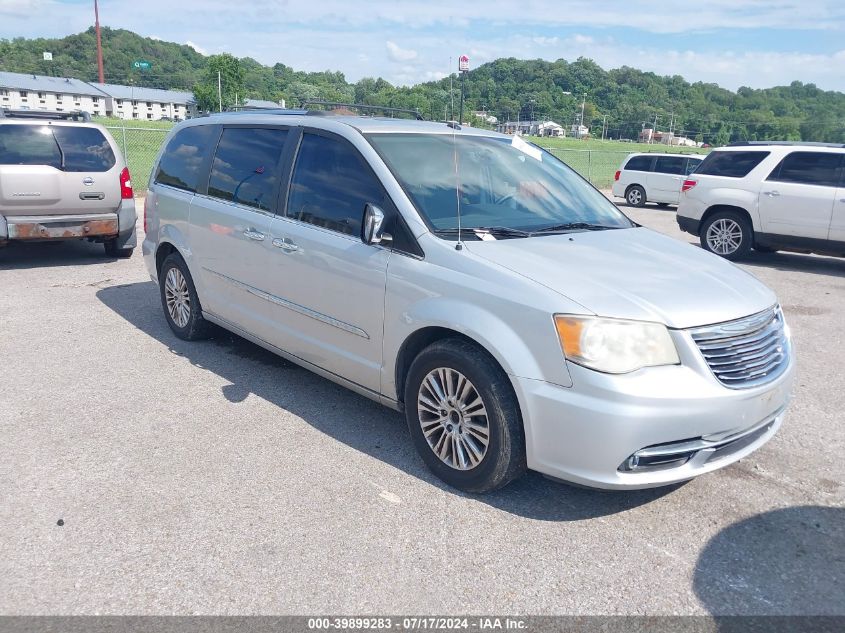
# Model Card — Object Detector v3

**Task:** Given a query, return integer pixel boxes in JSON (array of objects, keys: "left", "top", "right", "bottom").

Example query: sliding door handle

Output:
[{"left": 243, "top": 229, "right": 265, "bottom": 241}]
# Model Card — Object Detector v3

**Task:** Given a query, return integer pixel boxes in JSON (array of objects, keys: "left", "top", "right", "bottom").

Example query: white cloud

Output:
[
  {"left": 386, "top": 41, "right": 418, "bottom": 62},
  {"left": 185, "top": 40, "right": 207, "bottom": 55}
]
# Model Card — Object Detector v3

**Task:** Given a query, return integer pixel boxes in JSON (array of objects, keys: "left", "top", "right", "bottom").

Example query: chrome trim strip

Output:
[
  {"left": 633, "top": 405, "right": 786, "bottom": 459},
  {"left": 203, "top": 267, "right": 369, "bottom": 339}
]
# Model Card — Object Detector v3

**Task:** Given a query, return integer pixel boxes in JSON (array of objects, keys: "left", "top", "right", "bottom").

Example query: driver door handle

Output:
[
  {"left": 243, "top": 228, "right": 265, "bottom": 241},
  {"left": 763, "top": 190, "right": 781, "bottom": 197}
]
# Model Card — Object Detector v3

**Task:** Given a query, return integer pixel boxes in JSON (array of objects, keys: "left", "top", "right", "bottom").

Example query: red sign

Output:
[{"left": 459, "top": 55, "right": 470, "bottom": 72}]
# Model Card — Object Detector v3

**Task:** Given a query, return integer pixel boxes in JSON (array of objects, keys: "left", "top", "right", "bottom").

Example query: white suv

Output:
[
  {"left": 677, "top": 142, "right": 845, "bottom": 260},
  {"left": 612, "top": 152, "right": 703, "bottom": 207}
]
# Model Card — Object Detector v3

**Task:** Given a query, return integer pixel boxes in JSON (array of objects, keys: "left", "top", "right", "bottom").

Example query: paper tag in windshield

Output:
[{"left": 511, "top": 135, "right": 543, "bottom": 162}]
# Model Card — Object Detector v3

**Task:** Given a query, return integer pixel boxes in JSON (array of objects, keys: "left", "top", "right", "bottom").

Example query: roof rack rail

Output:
[
  {"left": 0, "top": 109, "right": 91, "bottom": 122},
  {"left": 214, "top": 108, "right": 308, "bottom": 116},
  {"left": 728, "top": 140, "right": 845, "bottom": 149},
  {"left": 301, "top": 100, "right": 424, "bottom": 120}
]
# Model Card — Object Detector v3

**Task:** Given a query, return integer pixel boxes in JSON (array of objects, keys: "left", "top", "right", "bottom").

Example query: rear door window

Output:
[
  {"left": 155, "top": 125, "right": 218, "bottom": 193},
  {"left": 696, "top": 151, "right": 770, "bottom": 178},
  {"left": 0, "top": 124, "right": 115, "bottom": 172},
  {"left": 624, "top": 155, "right": 653, "bottom": 171},
  {"left": 766, "top": 151, "right": 843, "bottom": 188},
  {"left": 654, "top": 156, "right": 686, "bottom": 175},
  {"left": 207, "top": 127, "right": 288, "bottom": 212}
]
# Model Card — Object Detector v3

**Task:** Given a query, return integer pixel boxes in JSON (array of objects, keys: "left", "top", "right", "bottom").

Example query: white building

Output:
[
  {"left": 0, "top": 71, "right": 197, "bottom": 121},
  {"left": 571, "top": 123, "right": 590, "bottom": 138},
  {"left": 0, "top": 71, "right": 108, "bottom": 116},
  {"left": 91, "top": 83, "right": 197, "bottom": 121},
  {"left": 536, "top": 120, "right": 564, "bottom": 137}
]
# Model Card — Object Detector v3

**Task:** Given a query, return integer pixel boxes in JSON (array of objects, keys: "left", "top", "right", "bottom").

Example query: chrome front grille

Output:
[{"left": 689, "top": 307, "right": 789, "bottom": 389}]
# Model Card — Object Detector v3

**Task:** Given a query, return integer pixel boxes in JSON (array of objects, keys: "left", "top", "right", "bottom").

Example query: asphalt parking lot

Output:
[{"left": 1, "top": 198, "right": 843, "bottom": 616}]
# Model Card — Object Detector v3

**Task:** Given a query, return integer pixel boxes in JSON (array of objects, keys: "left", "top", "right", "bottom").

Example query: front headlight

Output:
[{"left": 554, "top": 315, "right": 680, "bottom": 374}]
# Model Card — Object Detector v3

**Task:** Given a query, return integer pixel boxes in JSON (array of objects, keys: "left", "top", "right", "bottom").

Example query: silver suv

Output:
[
  {"left": 143, "top": 111, "right": 794, "bottom": 492},
  {"left": 677, "top": 142, "right": 845, "bottom": 260},
  {"left": 0, "top": 110, "right": 136, "bottom": 257}
]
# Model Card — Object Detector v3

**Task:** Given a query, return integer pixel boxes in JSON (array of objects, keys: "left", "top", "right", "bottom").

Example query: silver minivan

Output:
[{"left": 143, "top": 111, "right": 794, "bottom": 492}]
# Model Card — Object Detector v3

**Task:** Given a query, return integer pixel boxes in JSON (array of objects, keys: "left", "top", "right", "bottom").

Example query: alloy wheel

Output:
[
  {"left": 417, "top": 367, "right": 490, "bottom": 471},
  {"left": 706, "top": 218, "right": 743, "bottom": 255},
  {"left": 164, "top": 267, "right": 191, "bottom": 328}
]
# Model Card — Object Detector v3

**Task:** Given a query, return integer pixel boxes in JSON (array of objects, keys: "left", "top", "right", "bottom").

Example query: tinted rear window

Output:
[
  {"left": 654, "top": 156, "right": 686, "bottom": 175},
  {"left": 696, "top": 151, "right": 770, "bottom": 178},
  {"left": 767, "top": 151, "right": 843, "bottom": 188},
  {"left": 624, "top": 155, "right": 653, "bottom": 171},
  {"left": 207, "top": 127, "right": 288, "bottom": 211},
  {"left": 155, "top": 125, "right": 217, "bottom": 193},
  {"left": 0, "top": 124, "right": 115, "bottom": 172}
]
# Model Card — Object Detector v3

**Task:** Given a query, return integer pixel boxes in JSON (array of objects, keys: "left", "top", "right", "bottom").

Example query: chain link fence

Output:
[
  {"left": 543, "top": 148, "right": 631, "bottom": 190},
  {"left": 106, "top": 126, "right": 170, "bottom": 193}
]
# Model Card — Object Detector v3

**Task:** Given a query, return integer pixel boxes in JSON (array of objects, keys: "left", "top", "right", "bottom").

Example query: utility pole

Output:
[
  {"left": 602, "top": 115, "right": 608, "bottom": 141},
  {"left": 578, "top": 93, "right": 586, "bottom": 139},
  {"left": 652, "top": 113, "right": 659, "bottom": 143},
  {"left": 94, "top": 0, "right": 105, "bottom": 84},
  {"left": 217, "top": 71, "right": 222, "bottom": 112}
]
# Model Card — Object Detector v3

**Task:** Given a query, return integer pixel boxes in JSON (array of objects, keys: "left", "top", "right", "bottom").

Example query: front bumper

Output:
[{"left": 514, "top": 332, "right": 794, "bottom": 489}]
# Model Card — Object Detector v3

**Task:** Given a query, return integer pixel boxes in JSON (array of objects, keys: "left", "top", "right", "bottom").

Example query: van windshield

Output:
[{"left": 367, "top": 133, "right": 634, "bottom": 238}]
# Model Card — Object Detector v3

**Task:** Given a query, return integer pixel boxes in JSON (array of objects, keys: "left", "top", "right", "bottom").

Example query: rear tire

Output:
[
  {"left": 626, "top": 185, "right": 646, "bottom": 207},
  {"left": 104, "top": 239, "right": 134, "bottom": 258},
  {"left": 159, "top": 253, "right": 213, "bottom": 340},
  {"left": 404, "top": 338, "right": 526, "bottom": 493},
  {"left": 700, "top": 211, "right": 753, "bottom": 261}
]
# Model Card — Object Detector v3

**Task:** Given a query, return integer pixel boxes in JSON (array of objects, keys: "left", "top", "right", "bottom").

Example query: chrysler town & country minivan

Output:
[{"left": 142, "top": 111, "right": 794, "bottom": 492}]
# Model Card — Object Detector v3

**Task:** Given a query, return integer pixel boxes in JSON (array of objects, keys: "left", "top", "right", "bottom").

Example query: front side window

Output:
[
  {"left": 625, "top": 155, "right": 653, "bottom": 171},
  {"left": 696, "top": 151, "right": 770, "bottom": 178},
  {"left": 155, "top": 125, "right": 217, "bottom": 192},
  {"left": 654, "top": 156, "right": 686, "bottom": 175},
  {"left": 368, "top": 133, "right": 633, "bottom": 236},
  {"left": 287, "top": 133, "right": 384, "bottom": 236},
  {"left": 767, "top": 151, "right": 843, "bottom": 188},
  {"left": 207, "top": 127, "right": 288, "bottom": 211},
  {"left": 0, "top": 125, "right": 115, "bottom": 172}
]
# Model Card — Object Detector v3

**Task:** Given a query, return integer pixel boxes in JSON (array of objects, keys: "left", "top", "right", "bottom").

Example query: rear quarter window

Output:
[
  {"left": 696, "top": 151, "right": 770, "bottom": 178},
  {"left": 624, "top": 155, "right": 653, "bottom": 171},
  {"left": 155, "top": 125, "right": 217, "bottom": 193}
]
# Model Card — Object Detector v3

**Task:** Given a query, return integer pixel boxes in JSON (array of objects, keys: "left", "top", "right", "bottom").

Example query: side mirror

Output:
[{"left": 362, "top": 203, "right": 392, "bottom": 245}]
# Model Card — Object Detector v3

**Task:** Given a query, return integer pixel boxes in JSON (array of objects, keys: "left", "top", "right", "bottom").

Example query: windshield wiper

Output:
[
  {"left": 433, "top": 226, "right": 531, "bottom": 239},
  {"left": 530, "top": 222, "right": 621, "bottom": 234}
]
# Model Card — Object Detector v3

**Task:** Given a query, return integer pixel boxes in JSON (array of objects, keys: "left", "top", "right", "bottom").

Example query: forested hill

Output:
[{"left": 2, "top": 27, "right": 844, "bottom": 143}]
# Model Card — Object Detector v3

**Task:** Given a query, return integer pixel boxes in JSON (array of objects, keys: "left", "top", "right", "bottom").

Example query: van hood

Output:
[{"left": 463, "top": 227, "right": 777, "bottom": 329}]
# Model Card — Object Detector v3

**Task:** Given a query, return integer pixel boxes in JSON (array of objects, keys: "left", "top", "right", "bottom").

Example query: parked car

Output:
[
  {"left": 0, "top": 109, "right": 136, "bottom": 256},
  {"left": 612, "top": 152, "right": 704, "bottom": 207},
  {"left": 143, "top": 112, "right": 793, "bottom": 492},
  {"left": 677, "top": 142, "right": 845, "bottom": 260}
]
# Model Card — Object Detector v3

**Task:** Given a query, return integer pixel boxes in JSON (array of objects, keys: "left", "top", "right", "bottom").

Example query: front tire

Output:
[
  {"left": 700, "top": 211, "right": 753, "bottom": 261},
  {"left": 404, "top": 338, "right": 526, "bottom": 493},
  {"left": 626, "top": 185, "right": 646, "bottom": 207},
  {"left": 159, "top": 253, "right": 213, "bottom": 340}
]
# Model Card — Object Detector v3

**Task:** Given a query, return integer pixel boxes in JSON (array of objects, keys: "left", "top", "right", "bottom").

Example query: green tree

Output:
[{"left": 193, "top": 53, "right": 244, "bottom": 112}]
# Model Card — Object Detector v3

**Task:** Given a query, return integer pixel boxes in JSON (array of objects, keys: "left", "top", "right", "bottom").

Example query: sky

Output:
[{"left": 2, "top": 0, "right": 845, "bottom": 92}]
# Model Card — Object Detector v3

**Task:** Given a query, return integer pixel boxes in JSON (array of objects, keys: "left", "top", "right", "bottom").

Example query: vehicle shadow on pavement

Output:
[
  {"left": 0, "top": 239, "right": 117, "bottom": 269},
  {"left": 97, "top": 280, "right": 678, "bottom": 522},
  {"left": 694, "top": 505, "right": 845, "bottom": 619},
  {"left": 741, "top": 251, "right": 845, "bottom": 277}
]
